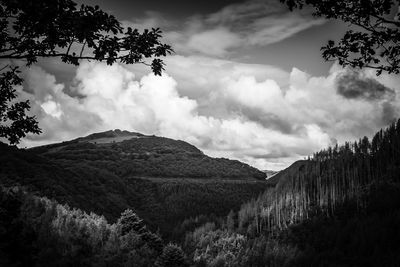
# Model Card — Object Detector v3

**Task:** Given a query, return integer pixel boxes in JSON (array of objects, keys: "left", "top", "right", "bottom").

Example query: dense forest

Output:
[
  {"left": 0, "top": 186, "right": 187, "bottom": 266},
  {"left": 181, "top": 119, "right": 400, "bottom": 266},
  {"left": 31, "top": 130, "right": 266, "bottom": 180},
  {"left": 0, "top": 131, "right": 271, "bottom": 238},
  {"left": 237, "top": 119, "right": 400, "bottom": 235}
]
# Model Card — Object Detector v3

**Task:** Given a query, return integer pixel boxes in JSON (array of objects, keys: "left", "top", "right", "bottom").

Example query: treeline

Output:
[
  {"left": 184, "top": 181, "right": 400, "bottom": 267},
  {"left": 182, "top": 119, "right": 400, "bottom": 266},
  {"left": 0, "top": 186, "right": 187, "bottom": 267}
]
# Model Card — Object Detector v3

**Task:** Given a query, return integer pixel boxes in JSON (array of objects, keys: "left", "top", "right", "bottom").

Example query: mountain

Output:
[
  {"left": 31, "top": 130, "right": 266, "bottom": 180},
  {"left": 0, "top": 130, "right": 270, "bottom": 237},
  {"left": 263, "top": 170, "right": 278, "bottom": 177}
]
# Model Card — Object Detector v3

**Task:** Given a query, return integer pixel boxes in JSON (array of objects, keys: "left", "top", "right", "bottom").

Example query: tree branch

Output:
[
  {"left": 371, "top": 14, "right": 400, "bottom": 27},
  {"left": 79, "top": 41, "right": 86, "bottom": 58},
  {"left": 0, "top": 64, "right": 10, "bottom": 72},
  {"left": 66, "top": 38, "right": 74, "bottom": 56}
]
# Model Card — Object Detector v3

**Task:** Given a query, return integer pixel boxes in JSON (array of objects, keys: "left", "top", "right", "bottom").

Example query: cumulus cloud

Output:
[
  {"left": 126, "top": 0, "right": 325, "bottom": 57},
  {"left": 17, "top": 55, "right": 400, "bottom": 171},
  {"left": 15, "top": 61, "right": 322, "bottom": 170},
  {"left": 19, "top": 66, "right": 102, "bottom": 143}
]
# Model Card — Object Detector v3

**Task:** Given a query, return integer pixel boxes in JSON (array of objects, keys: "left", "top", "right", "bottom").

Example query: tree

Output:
[
  {"left": 227, "top": 209, "right": 235, "bottom": 231},
  {"left": 117, "top": 209, "right": 147, "bottom": 236},
  {"left": 158, "top": 243, "right": 186, "bottom": 267},
  {"left": 281, "top": 0, "right": 400, "bottom": 75},
  {"left": 0, "top": 0, "right": 172, "bottom": 144},
  {"left": 0, "top": 66, "right": 41, "bottom": 144}
]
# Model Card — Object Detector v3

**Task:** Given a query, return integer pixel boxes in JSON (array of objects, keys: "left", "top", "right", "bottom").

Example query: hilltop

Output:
[{"left": 30, "top": 130, "right": 266, "bottom": 180}]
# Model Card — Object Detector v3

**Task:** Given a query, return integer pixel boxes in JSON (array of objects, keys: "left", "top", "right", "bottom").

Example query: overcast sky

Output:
[{"left": 16, "top": 0, "right": 400, "bottom": 171}]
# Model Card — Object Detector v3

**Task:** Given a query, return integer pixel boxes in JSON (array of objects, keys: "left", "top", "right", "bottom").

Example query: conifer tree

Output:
[
  {"left": 118, "top": 209, "right": 147, "bottom": 236},
  {"left": 158, "top": 243, "right": 186, "bottom": 267}
]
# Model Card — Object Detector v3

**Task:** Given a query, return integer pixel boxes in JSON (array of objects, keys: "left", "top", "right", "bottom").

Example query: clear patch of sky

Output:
[
  {"left": 77, "top": 0, "right": 353, "bottom": 77},
  {"left": 234, "top": 20, "right": 351, "bottom": 76}
]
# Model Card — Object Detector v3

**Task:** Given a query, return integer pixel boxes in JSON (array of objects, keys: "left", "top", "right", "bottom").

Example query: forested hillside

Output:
[
  {"left": 3, "top": 121, "right": 400, "bottom": 266},
  {"left": 240, "top": 119, "right": 400, "bottom": 234},
  {"left": 31, "top": 130, "right": 266, "bottom": 180},
  {"left": 183, "top": 119, "right": 400, "bottom": 266},
  {"left": 0, "top": 131, "right": 270, "bottom": 237}
]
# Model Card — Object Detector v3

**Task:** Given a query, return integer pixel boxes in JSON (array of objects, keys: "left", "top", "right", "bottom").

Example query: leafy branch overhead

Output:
[
  {"left": 0, "top": 66, "right": 41, "bottom": 144},
  {"left": 0, "top": 0, "right": 173, "bottom": 145},
  {"left": 0, "top": 0, "right": 173, "bottom": 74},
  {"left": 281, "top": 0, "right": 400, "bottom": 75}
]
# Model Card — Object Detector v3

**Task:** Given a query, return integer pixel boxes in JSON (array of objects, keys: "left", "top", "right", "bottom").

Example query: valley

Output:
[{"left": 2, "top": 120, "right": 400, "bottom": 266}]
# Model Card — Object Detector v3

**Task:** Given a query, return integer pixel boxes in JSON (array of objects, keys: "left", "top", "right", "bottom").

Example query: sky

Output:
[{"left": 13, "top": 0, "right": 400, "bottom": 171}]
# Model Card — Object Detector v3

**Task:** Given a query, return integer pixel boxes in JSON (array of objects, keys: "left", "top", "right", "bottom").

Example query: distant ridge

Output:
[
  {"left": 30, "top": 129, "right": 265, "bottom": 180},
  {"left": 31, "top": 129, "right": 146, "bottom": 150}
]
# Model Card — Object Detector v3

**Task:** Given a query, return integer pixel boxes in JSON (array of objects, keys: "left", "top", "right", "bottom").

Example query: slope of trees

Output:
[
  {"left": 0, "top": 140, "right": 270, "bottom": 238},
  {"left": 184, "top": 119, "right": 400, "bottom": 266},
  {"left": 0, "top": 186, "right": 188, "bottom": 267},
  {"left": 237, "top": 119, "right": 400, "bottom": 236},
  {"left": 33, "top": 135, "right": 266, "bottom": 180}
]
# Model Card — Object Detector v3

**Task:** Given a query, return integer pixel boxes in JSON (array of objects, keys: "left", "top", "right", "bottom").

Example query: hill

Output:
[
  {"left": 272, "top": 160, "right": 307, "bottom": 188},
  {"left": 30, "top": 130, "right": 266, "bottom": 180},
  {"left": 0, "top": 130, "right": 269, "bottom": 237}
]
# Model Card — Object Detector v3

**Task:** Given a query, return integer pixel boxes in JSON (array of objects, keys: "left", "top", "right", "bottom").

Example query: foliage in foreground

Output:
[
  {"left": 282, "top": 0, "right": 400, "bottom": 76},
  {"left": 0, "top": 186, "right": 186, "bottom": 267}
]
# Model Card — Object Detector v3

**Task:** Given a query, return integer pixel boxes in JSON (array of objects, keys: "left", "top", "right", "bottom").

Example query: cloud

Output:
[
  {"left": 336, "top": 70, "right": 395, "bottom": 101},
  {"left": 6, "top": 0, "right": 399, "bottom": 173},
  {"left": 125, "top": 0, "right": 325, "bottom": 57},
  {"left": 205, "top": 0, "right": 324, "bottom": 46},
  {"left": 18, "top": 55, "right": 400, "bottom": 171},
  {"left": 16, "top": 60, "right": 330, "bottom": 170},
  {"left": 185, "top": 27, "right": 242, "bottom": 56},
  {"left": 334, "top": 70, "right": 398, "bottom": 126},
  {"left": 19, "top": 66, "right": 102, "bottom": 143},
  {"left": 41, "top": 97, "right": 63, "bottom": 119}
]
